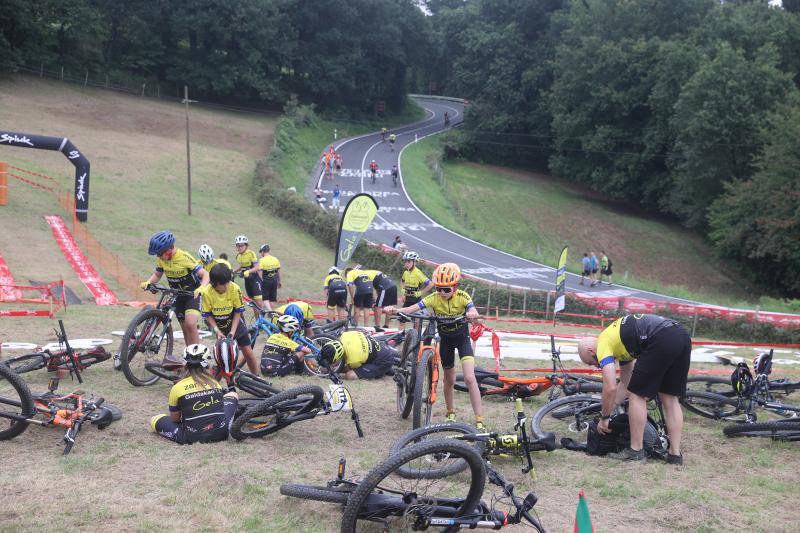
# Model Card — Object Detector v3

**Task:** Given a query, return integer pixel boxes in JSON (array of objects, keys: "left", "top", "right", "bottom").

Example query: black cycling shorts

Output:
[
  {"left": 627, "top": 323, "right": 691, "bottom": 399},
  {"left": 404, "top": 295, "right": 421, "bottom": 307},
  {"left": 327, "top": 289, "right": 348, "bottom": 310},
  {"left": 174, "top": 294, "right": 201, "bottom": 321},
  {"left": 262, "top": 278, "right": 279, "bottom": 302},
  {"left": 439, "top": 330, "right": 474, "bottom": 370},
  {"left": 221, "top": 319, "right": 251, "bottom": 348},
  {"left": 153, "top": 396, "right": 238, "bottom": 445},
  {"left": 375, "top": 285, "right": 397, "bottom": 307},
  {"left": 353, "top": 292, "right": 374, "bottom": 308},
  {"left": 244, "top": 275, "right": 262, "bottom": 300},
  {"left": 354, "top": 345, "right": 397, "bottom": 379}
]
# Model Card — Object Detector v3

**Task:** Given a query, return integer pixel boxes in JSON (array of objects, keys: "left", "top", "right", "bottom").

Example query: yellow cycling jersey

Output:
[
  {"left": 259, "top": 255, "right": 281, "bottom": 278},
  {"left": 202, "top": 258, "right": 232, "bottom": 273},
  {"left": 263, "top": 332, "right": 302, "bottom": 358},
  {"left": 401, "top": 267, "right": 430, "bottom": 297},
  {"left": 339, "top": 330, "right": 379, "bottom": 369},
  {"left": 275, "top": 301, "right": 314, "bottom": 323},
  {"left": 595, "top": 318, "right": 633, "bottom": 366},
  {"left": 236, "top": 249, "right": 258, "bottom": 269},
  {"left": 596, "top": 314, "right": 675, "bottom": 367},
  {"left": 420, "top": 289, "right": 475, "bottom": 335},
  {"left": 201, "top": 282, "right": 245, "bottom": 332},
  {"left": 324, "top": 274, "right": 347, "bottom": 290},
  {"left": 155, "top": 248, "right": 203, "bottom": 290}
]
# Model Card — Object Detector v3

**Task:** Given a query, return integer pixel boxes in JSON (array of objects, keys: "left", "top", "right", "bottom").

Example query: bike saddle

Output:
[{"left": 473, "top": 367, "right": 500, "bottom": 380}]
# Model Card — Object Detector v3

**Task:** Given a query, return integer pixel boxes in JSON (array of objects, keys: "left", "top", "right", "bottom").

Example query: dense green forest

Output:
[{"left": 2, "top": 0, "right": 799, "bottom": 297}]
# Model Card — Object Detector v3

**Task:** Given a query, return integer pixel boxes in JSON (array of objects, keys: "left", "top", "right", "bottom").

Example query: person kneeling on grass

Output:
[
  {"left": 200, "top": 263, "right": 260, "bottom": 374},
  {"left": 150, "top": 344, "right": 238, "bottom": 445},
  {"left": 260, "top": 315, "right": 312, "bottom": 377},
  {"left": 320, "top": 330, "right": 397, "bottom": 380},
  {"left": 273, "top": 301, "right": 316, "bottom": 338},
  {"left": 384, "top": 262, "right": 485, "bottom": 430}
]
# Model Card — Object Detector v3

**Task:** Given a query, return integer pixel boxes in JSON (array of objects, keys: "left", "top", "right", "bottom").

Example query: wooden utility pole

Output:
[{"left": 182, "top": 86, "right": 196, "bottom": 216}]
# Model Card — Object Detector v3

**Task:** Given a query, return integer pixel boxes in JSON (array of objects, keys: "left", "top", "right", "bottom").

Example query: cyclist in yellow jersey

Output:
[
  {"left": 257, "top": 244, "right": 281, "bottom": 309},
  {"left": 344, "top": 266, "right": 396, "bottom": 331},
  {"left": 140, "top": 231, "right": 209, "bottom": 364},
  {"left": 198, "top": 244, "right": 232, "bottom": 277},
  {"left": 323, "top": 267, "right": 348, "bottom": 322},
  {"left": 150, "top": 344, "right": 238, "bottom": 444},
  {"left": 233, "top": 235, "right": 262, "bottom": 319},
  {"left": 577, "top": 314, "right": 690, "bottom": 464},
  {"left": 344, "top": 266, "right": 373, "bottom": 327},
  {"left": 385, "top": 263, "right": 485, "bottom": 430},
  {"left": 319, "top": 331, "right": 397, "bottom": 380},
  {"left": 200, "top": 264, "right": 259, "bottom": 374},
  {"left": 260, "top": 315, "right": 312, "bottom": 376},
  {"left": 273, "top": 301, "right": 315, "bottom": 337},
  {"left": 399, "top": 251, "right": 432, "bottom": 307}
]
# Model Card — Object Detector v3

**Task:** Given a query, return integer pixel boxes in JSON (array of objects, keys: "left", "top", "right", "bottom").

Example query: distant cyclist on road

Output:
[
  {"left": 444, "top": 112, "right": 450, "bottom": 126},
  {"left": 381, "top": 127, "right": 387, "bottom": 142},
  {"left": 369, "top": 160, "right": 378, "bottom": 183},
  {"left": 389, "top": 133, "right": 397, "bottom": 152},
  {"left": 391, "top": 165, "right": 399, "bottom": 186}
]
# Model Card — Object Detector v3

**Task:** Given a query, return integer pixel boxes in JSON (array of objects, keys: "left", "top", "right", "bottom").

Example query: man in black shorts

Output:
[
  {"left": 372, "top": 271, "right": 397, "bottom": 330},
  {"left": 577, "top": 314, "right": 691, "bottom": 464},
  {"left": 345, "top": 266, "right": 374, "bottom": 327}
]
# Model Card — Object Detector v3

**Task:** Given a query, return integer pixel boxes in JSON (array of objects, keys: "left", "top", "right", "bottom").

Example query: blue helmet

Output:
[
  {"left": 283, "top": 303, "right": 305, "bottom": 325},
  {"left": 148, "top": 230, "right": 175, "bottom": 256}
]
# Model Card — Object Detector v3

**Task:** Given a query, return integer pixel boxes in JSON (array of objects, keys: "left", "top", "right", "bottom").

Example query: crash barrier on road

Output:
[{"left": 0, "top": 280, "right": 66, "bottom": 317}]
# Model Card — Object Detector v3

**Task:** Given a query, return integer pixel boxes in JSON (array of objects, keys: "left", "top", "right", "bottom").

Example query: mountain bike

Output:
[
  {"left": 230, "top": 360, "right": 363, "bottom": 440},
  {"left": 0, "top": 363, "right": 121, "bottom": 455},
  {"left": 530, "top": 394, "right": 670, "bottom": 459},
  {"left": 392, "top": 170, "right": 399, "bottom": 187},
  {"left": 389, "top": 396, "right": 556, "bottom": 479},
  {"left": 281, "top": 440, "right": 547, "bottom": 532},
  {"left": 454, "top": 336, "right": 602, "bottom": 400},
  {"left": 1, "top": 320, "right": 110, "bottom": 381},
  {"left": 370, "top": 168, "right": 377, "bottom": 184},
  {"left": 117, "top": 284, "right": 195, "bottom": 386}
]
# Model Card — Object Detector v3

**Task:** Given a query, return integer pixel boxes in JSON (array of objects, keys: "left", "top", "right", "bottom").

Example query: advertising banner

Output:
[
  {"left": 554, "top": 246, "right": 568, "bottom": 315},
  {"left": 334, "top": 193, "right": 379, "bottom": 269}
]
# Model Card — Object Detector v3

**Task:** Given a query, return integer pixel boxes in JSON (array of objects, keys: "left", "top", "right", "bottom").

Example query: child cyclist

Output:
[
  {"left": 200, "top": 264, "right": 260, "bottom": 374},
  {"left": 323, "top": 267, "right": 348, "bottom": 322},
  {"left": 233, "top": 235, "right": 263, "bottom": 319},
  {"left": 273, "top": 301, "right": 315, "bottom": 338},
  {"left": 150, "top": 343, "right": 238, "bottom": 444},
  {"left": 399, "top": 251, "right": 432, "bottom": 307},
  {"left": 198, "top": 244, "right": 232, "bottom": 274},
  {"left": 138, "top": 230, "right": 209, "bottom": 367},
  {"left": 260, "top": 315, "right": 312, "bottom": 376},
  {"left": 257, "top": 243, "right": 281, "bottom": 310},
  {"left": 385, "top": 263, "right": 485, "bottom": 430}
]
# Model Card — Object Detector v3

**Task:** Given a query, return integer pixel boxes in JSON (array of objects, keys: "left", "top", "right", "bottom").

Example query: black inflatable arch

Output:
[{"left": 0, "top": 130, "right": 90, "bottom": 221}]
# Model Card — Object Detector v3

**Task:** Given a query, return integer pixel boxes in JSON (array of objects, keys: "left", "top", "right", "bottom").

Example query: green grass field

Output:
[{"left": 1, "top": 77, "right": 799, "bottom": 533}]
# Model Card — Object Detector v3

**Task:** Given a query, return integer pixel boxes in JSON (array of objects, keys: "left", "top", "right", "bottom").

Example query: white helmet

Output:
[
  {"left": 328, "top": 266, "right": 340, "bottom": 275},
  {"left": 234, "top": 235, "right": 249, "bottom": 245},
  {"left": 276, "top": 315, "right": 300, "bottom": 334},
  {"left": 183, "top": 343, "right": 211, "bottom": 368},
  {"left": 402, "top": 251, "right": 419, "bottom": 262},
  {"left": 198, "top": 244, "right": 214, "bottom": 264}
]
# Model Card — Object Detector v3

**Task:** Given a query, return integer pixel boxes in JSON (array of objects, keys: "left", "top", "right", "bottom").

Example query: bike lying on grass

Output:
[
  {"left": 0, "top": 355, "right": 121, "bottom": 455},
  {"left": 230, "top": 359, "right": 364, "bottom": 440},
  {"left": 281, "top": 440, "right": 547, "bottom": 532}
]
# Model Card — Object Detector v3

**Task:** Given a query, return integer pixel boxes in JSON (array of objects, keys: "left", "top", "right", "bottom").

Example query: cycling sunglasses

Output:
[{"left": 435, "top": 286, "right": 453, "bottom": 294}]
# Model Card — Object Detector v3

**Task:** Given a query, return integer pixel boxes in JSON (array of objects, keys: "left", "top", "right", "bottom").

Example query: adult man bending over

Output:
[{"left": 577, "top": 314, "right": 690, "bottom": 464}]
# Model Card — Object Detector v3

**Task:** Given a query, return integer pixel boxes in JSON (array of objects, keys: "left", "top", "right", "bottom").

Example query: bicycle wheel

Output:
[
  {"left": 119, "top": 307, "right": 172, "bottom": 387},
  {"left": 0, "top": 364, "right": 35, "bottom": 440},
  {"left": 680, "top": 390, "right": 744, "bottom": 421},
  {"left": 304, "top": 335, "right": 343, "bottom": 377},
  {"left": 340, "top": 439, "right": 486, "bottom": 533},
  {"left": 723, "top": 420, "right": 800, "bottom": 440},
  {"left": 388, "top": 422, "right": 484, "bottom": 479},
  {"left": 531, "top": 394, "right": 602, "bottom": 447},
  {"left": 1, "top": 352, "right": 47, "bottom": 375},
  {"left": 686, "top": 376, "right": 735, "bottom": 396},
  {"left": 235, "top": 371, "right": 280, "bottom": 398},
  {"left": 76, "top": 348, "right": 112, "bottom": 368},
  {"left": 280, "top": 483, "right": 353, "bottom": 504},
  {"left": 412, "top": 349, "right": 435, "bottom": 429},
  {"left": 395, "top": 329, "right": 418, "bottom": 419},
  {"left": 230, "top": 384, "right": 324, "bottom": 440}
]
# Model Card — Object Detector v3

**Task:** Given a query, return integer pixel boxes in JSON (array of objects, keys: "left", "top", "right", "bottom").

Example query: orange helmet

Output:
[{"left": 432, "top": 263, "right": 461, "bottom": 287}]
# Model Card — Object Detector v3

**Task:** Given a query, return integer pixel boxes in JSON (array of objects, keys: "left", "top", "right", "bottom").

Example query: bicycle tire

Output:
[
  {"left": 723, "top": 420, "right": 800, "bottom": 440},
  {"left": 530, "top": 394, "right": 602, "bottom": 446},
  {"left": 76, "top": 348, "right": 112, "bottom": 368},
  {"left": 304, "top": 335, "right": 343, "bottom": 377},
  {"left": 680, "top": 390, "right": 744, "bottom": 421},
  {"left": 1, "top": 353, "right": 47, "bottom": 375},
  {"left": 412, "top": 349, "right": 435, "bottom": 429},
  {"left": 280, "top": 483, "right": 353, "bottom": 504},
  {"left": 0, "top": 364, "right": 35, "bottom": 440},
  {"left": 230, "top": 384, "right": 324, "bottom": 440},
  {"left": 340, "top": 439, "right": 486, "bottom": 533},
  {"left": 388, "top": 422, "right": 485, "bottom": 479},
  {"left": 396, "top": 329, "right": 419, "bottom": 419},
  {"left": 119, "top": 307, "right": 172, "bottom": 386},
  {"left": 235, "top": 372, "right": 281, "bottom": 398}
]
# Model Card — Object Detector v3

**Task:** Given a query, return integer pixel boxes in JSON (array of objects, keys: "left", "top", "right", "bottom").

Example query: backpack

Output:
[
  {"left": 260, "top": 350, "right": 301, "bottom": 377},
  {"left": 585, "top": 414, "right": 660, "bottom": 456}
]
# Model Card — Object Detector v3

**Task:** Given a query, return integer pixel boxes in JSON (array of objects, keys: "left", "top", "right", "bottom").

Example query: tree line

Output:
[{"left": 2, "top": 0, "right": 799, "bottom": 296}]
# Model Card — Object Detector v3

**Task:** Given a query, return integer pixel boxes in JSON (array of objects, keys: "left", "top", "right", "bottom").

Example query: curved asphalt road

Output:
[{"left": 315, "top": 97, "right": 696, "bottom": 305}]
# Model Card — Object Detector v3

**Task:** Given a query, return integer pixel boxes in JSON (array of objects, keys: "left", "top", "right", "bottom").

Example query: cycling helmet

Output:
[
  {"left": 730, "top": 362, "right": 753, "bottom": 396},
  {"left": 213, "top": 338, "right": 239, "bottom": 376},
  {"left": 328, "top": 266, "right": 340, "bottom": 275},
  {"left": 402, "top": 251, "right": 419, "bottom": 262},
  {"left": 276, "top": 314, "right": 300, "bottom": 334},
  {"left": 432, "top": 262, "right": 461, "bottom": 287},
  {"left": 320, "top": 340, "right": 345, "bottom": 366},
  {"left": 183, "top": 343, "right": 211, "bottom": 368},
  {"left": 148, "top": 230, "right": 175, "bottom": 256},
  {"left": 259, "top": 243, "right": 270, "bottom": 253},
  {"left": 234, "top": 235, "right": 249, "bottom": 245},
  {"left": 753, "top": 352, "right": 773, "bottom": 376},
  {"left": 282, "top": 303, "right": 305, "bottom": 325},
  {"left": 198, "top": 244, "right": 214, "bottom": 264}
]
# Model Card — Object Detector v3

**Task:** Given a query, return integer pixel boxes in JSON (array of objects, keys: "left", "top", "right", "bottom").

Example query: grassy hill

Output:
[{"left": 401, "top": 135, "right": 789, "bottom": 310}]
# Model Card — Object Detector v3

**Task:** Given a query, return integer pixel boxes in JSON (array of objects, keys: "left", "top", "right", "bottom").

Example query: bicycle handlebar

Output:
[
  {"left": 144, "top": 284, "right": 195, "bottom": 297},
  {"left": 396, "top": 312, "right": 469, "bottom": 324}
]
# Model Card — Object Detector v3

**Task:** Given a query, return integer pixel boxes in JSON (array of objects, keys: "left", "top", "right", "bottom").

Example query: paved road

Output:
[{"left": 315, "top": 97, "right": 696, "bottom": 305}]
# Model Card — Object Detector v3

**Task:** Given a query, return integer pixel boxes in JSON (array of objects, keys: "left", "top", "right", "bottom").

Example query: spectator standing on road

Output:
[
  {"left": 580, "top": 253, "right": 591, "bottom": 285},
  {"left": 334, "top": 153, "right": 343, "bottom": 174},
  {"left": 600, "top": 251, "right": 613, "bottom": 285},
  {"left": 331, "top": 185, "right": 341, "bottom": 210},
  {"left": 590, "top": 251, "right": 599, "bottom": 287},
  {"left": 392, "top": 236, "right": 404, "bottom": 249}
]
